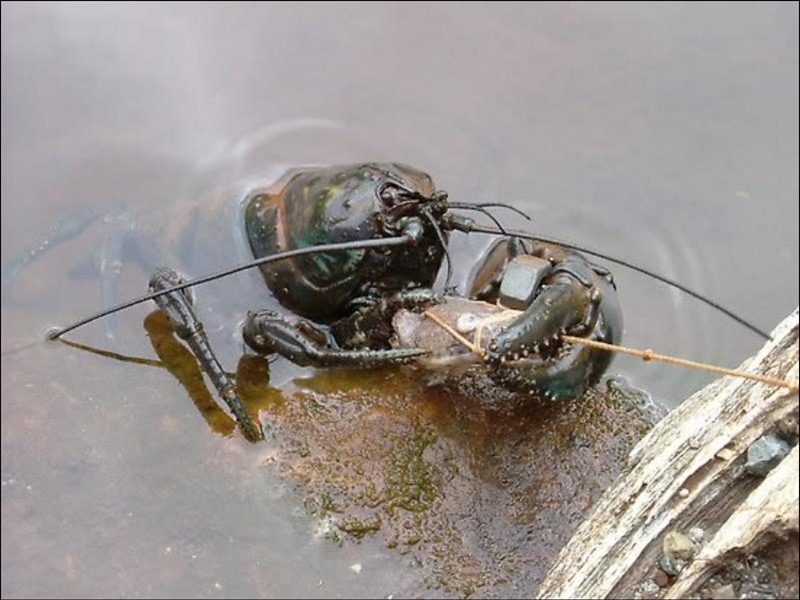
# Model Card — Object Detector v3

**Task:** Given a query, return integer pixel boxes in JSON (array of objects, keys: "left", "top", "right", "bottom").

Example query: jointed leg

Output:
[
  {"left": 149, "top": 267, "right": 263, "bottom": 441},
  {"left": 243, "top": 309, "right": 430, "bottom": 368}
]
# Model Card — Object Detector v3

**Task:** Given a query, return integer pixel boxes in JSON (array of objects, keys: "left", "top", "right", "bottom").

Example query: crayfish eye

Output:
[{"left": 377, "top": 181, "right": 408, "bottom": 207}]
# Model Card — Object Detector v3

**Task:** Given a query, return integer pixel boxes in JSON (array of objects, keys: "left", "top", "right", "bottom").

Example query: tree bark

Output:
[{"left": 535, "top": 307, "right": 799, "bottom": 599}]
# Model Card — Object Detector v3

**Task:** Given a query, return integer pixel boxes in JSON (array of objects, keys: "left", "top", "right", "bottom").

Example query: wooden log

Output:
[{"left": 535, "top": 307, "right": 799, "bottom": 599}]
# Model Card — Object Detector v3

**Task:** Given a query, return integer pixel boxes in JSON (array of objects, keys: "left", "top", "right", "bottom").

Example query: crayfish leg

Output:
[{"left": 149, "top": 267, "right": 264, "bottom": 441}]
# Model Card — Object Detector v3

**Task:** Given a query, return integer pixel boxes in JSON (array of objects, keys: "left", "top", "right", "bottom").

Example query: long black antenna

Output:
[
  {"left": 48, "top": 236, "right": 412, "bottom": 340},
  {"left": 466, "top": 224, "right": 772, "bottom": 341},
  {"left": 46, "top": 207, "right": 771, "bottom": 343}
]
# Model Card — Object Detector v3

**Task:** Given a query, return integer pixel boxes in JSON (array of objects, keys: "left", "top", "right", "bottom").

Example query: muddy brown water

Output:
[{"left": 2, "top": 3, "right": 798, "bottom": 598}]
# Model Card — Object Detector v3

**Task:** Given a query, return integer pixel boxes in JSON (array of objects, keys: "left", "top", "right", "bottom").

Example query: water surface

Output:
[{"left": 2, "top": 3, "right": 798, "bottom": 598}]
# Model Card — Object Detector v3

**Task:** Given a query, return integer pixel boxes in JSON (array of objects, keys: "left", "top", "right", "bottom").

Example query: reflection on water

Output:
[
  {"left": 2, "top": 2, "right": 797, "bottom": 598},
  {"left": 2, "top": 325, "right": 659, "bottom": 598}
]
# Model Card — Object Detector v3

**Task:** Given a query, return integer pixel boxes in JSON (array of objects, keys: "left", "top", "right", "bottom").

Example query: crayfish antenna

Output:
[{"left": 466, "top": 224, "right": 772, "bottom": 341}]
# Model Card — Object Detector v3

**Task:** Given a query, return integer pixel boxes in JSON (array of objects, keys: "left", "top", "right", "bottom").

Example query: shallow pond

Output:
[{"left": 2, "top": 3, "right": 798, "bottom": 598}]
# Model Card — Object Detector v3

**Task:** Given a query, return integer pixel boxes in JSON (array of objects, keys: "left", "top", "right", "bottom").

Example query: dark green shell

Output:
[{"left": 244, "top": 163, "right": 444, "bottom": 320}]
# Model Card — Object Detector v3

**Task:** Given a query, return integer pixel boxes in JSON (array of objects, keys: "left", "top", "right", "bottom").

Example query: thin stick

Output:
[
  {"left": 562, "top": 335, "right": 798, "bottom": 394},
  {"left": 422, "top": 310, "right": 481, "bottom": 355},
  {"left": 420, "top": 309, "right": 797, "bottom": 394}
]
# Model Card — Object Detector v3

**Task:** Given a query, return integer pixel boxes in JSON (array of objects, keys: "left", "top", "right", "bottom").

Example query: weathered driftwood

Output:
[{"left": 535, "top": 307, "right": 799, "bottom": 599}]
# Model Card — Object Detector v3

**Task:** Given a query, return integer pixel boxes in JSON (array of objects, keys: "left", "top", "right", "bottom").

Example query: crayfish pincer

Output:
[{"left": 393, "top": 238, "right": 622, "bottom": 399}]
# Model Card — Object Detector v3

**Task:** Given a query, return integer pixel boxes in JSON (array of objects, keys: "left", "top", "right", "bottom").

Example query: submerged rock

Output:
[{"left": 237, "top": 354, "right": 661, "bottom": 597}]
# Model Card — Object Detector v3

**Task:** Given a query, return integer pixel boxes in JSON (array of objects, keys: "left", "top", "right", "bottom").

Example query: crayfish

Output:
[{"left": 38, "top": 163, "right": 768, "bottom": 441}]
